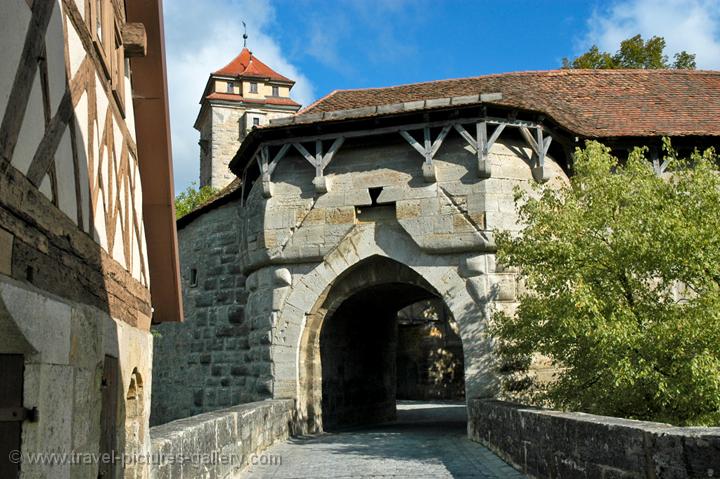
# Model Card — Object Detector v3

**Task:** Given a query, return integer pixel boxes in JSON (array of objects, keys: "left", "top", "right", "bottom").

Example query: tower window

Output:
[
  {"left": 271, "top": 85, "right": 279, "bottom": 97},
  {"left": 189, "top": 268, "right": 198, "bottom": 287},
  {"left": 249, "top": 82, "right": 258, "bottom": 93},
  {"left": 252, "top": 117, "right": 260, "bottom": 127},
  {"left": 226, "top": 81, "right": 234, "bottom": 93}
]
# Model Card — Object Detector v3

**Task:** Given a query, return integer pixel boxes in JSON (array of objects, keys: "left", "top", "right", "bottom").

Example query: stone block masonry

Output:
[
  {"left": 150, "top": 399, "right": 296, "bottom": 479},
  {"left": 468, "top": 399, "right": 720, "bottom": 479},
  {"left": 152, "top": 202, "right": 265, "bottom": 425}
]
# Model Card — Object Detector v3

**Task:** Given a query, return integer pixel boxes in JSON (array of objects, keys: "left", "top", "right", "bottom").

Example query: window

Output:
[
  {"left": 226, "top": 81, "right": 234, "bottom": 93},
  {"left": 249, "top": 82, "right": 258, "bottom": 93},
  {"left": 252, "top": 117, "right": 260, "bottom": 127},
  {"left": 189, "top": 268, "right": 198, "bottom": 287},
  {"left": 271, "top": 85, "right": 279, "bottom": 97}
]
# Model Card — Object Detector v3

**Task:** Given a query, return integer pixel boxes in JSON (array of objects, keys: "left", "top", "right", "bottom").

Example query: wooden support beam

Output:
[
  {"left": 454, "top": 122, "right": 500, "bottom": 178},
  {"left": 259, "top": 147, "right": 272, "bottom": 198},
  {"left": 293, "top": 143, "right": 316, "bottom": 167},
  {"left": 453, "top": 123, "right": 476, "bottom": 151},
  {"left": 400, "top": 129, "right": 439, "bottom": 182},
  {"left": 122, "top": 23, "right": 147, "bottom": 58},
  {"left": 267, "top": 143, "right": 291, "bottom": 176},
  {"left": 423, "top": 127, "right": 432, "bottom": 163},
  {"left": 476, "top": 121, "right": 491, "bottom": 178},
  {"left": 487, "top": 123, "right": 506, "bottom": 150},
  {"left": 321, "top": 137, "right": 345, "bottom": 169},
  {"left": 519, "top": 126, "right": 540, "bottom": 155},
  {"left": 430, "top": 125, "right": 451, "bottom": 158},
  {"left": 399, "top": 130, "right": 426, "bottom": 157},
  {"left": 542, "top": 135, "right": 552, "bottom": 156}
]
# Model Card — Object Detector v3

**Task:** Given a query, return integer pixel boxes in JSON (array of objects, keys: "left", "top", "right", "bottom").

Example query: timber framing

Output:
[
  {"left": 0, "top": 162, "right": 152, "bottom": 329},
  {"left": 238, "top": 103, "right": 557, "bottom": 198},
  {"left": 0, "top": 0, "right": 182, "bottom": 323}
]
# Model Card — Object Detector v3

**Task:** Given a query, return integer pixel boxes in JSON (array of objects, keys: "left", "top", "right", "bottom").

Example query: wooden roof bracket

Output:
[
  {"left": 520, "top": 125, "right": 552, "bottom": 182},
  {"left": 453, "top": 121, "right": 506, "bottom": 178},
  {"left": 289, "top": 138, "right": 345, "bottom": 195},
  {"left": 246, "top": 113, "right": 553, "bottom": 200},
  {"left": 399, "top": 125, "right": 451, "bottom": 182}
]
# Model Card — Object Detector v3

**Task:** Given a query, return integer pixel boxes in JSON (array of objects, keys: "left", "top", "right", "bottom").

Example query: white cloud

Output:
[
  {"left": 163, "top": 0, "right": 315, "bottom": 192},
  {"left": 582, "top": 0, "right": 720, "bottom": 69}
]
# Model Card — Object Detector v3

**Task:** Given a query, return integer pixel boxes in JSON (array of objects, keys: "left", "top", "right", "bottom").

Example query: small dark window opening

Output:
[
  {"left": 271, "top": 85, "right": 279, "bottom": 97},
  {"left": 356, "top": 187, "right": 395, "bottom": 221},
  {"left": 25, "top": 266, "right": 34, "bottom": 283},
  {"left": 249, "top": 82, "right": 258, "bottom": 93},
  {"left": 189, "top": 268, "right": 198, "bottom": 287},
  {"left": 252, "top": 117, "right": 260, "bottom": 127},
  {"left": 226, "top": 81, "right": 234, "bottom": 93},
  {"left": 369, "top": 187, "right": 383, "bottom": 205}
]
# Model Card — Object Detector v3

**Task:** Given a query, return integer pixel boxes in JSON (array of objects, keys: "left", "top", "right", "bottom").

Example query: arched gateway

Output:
[{"left": 153, "top": 89, "right": 576, "bottom": 428}]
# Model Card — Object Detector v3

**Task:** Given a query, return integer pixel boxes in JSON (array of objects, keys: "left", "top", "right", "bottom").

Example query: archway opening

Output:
[
  {"left": 300, "top": 255, "right": 466, "bottom": 432},
  {"left": 396, "top": 299, "right": 465, "bottom": 401}
]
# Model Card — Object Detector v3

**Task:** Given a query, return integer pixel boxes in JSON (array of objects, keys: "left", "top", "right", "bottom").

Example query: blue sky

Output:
[{"left": 164, "top": 0, "right": 720, "bottom": 192}]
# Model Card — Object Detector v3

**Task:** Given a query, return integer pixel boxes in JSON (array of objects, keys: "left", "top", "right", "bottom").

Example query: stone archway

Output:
[
  {"left": 300, "top": 255, "right": 450, "bottom": 430},
  {"left": 272, "top": 222, "right": 498, "bottom": 434}
]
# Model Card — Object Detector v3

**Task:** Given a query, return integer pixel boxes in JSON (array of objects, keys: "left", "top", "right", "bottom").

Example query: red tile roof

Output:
[
  {"left": 299, "top": 69, "right": 720, "bottom": 138},
  {"left": 205, "top": 92, "right": 300, "bottom": 107},
  {"left": 214, "top": 48, "right": 294, "bottom": 83}
]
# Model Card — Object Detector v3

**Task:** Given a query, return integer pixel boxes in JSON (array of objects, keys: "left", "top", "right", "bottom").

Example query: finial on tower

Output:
[{"left": 242, "top": 21, "right": 248, "bottom": 48}]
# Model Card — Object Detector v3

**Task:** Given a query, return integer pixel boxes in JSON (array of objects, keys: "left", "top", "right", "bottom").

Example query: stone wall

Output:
[
  {"left": 149, "top": 399, "right": 296, "bottom": 479},
  {"left": 396, "top": 300, "right": 465, "bottom": 400},
  {"left": 0, "top": 274, "right": 154, "bottom": 478},
  {"left": 207, "top": 106, "right": 244, "bottom": 189},
  {"left": 155, "top": 132, "right": 571, "bottom": 430},
  {"left": 468, "top": 399, "right": 720, "bottom": 479},
  {"left": 151, "top": 203, "right": 260, "bottom": 425}
]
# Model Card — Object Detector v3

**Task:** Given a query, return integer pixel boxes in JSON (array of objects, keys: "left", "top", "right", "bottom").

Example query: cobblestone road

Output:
[{"left": 241, "top": 401, "right": 525, "bottom": 478}]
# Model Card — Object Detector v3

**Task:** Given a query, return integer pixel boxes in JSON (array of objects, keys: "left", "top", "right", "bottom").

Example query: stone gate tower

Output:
[{"left": 194, "top": 48, "right": 301, "bottom": 189}]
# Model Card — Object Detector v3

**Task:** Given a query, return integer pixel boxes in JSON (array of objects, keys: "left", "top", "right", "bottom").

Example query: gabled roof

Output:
[
  {"left": 213, "top": 48, "right": 294, "bottom": 83},
  {"left": 299, "top": 69, "right": 720, "bottom": 138}
]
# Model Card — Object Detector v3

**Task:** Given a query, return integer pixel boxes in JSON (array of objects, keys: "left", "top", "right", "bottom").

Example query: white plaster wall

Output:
[
  {"left": 0, "top": 0, "right": 31, "bottom": 124},
  {"left": 12, "top": 75, "right": 45, "bottom": 176}
]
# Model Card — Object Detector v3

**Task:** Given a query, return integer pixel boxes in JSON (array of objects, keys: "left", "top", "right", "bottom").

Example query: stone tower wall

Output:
[
  {"left": 151, "top": 202, "right": 261, "bottom": 425},
  {"left": 199, "top": 105, "right": 297, "bottom": 190},
  {"left": 152, "top": 133, "right": 570, "bottom": 426}
]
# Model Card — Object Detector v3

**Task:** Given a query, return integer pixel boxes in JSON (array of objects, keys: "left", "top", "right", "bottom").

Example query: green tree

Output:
[
  {"left": 491, "top": 141, "right": 720, "bottom": 426},
  {"left": 174, "top": 182, "right": 217, "bottom": 219},
  {"left": 563, "top": 34, "right": 696, "bottom": 69}
]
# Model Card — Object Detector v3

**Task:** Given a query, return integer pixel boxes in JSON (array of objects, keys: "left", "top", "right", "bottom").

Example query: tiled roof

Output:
[
  {"left": 214, "top": 48, "right": 294, "bottom": 83},
  {"left": 205, "top": 92, "right": 300, "bottom": 107},
  {"left": 299, "top": 70, "right": 720, "bottom": 138}
]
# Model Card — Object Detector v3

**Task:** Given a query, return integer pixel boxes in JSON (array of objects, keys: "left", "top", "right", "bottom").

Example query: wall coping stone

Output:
[
  {"left": 150, "top": 399, "right": 297, "bottom": 479},
  {"left": 468, "top": 399, "right": 720, "bottom": 479}
]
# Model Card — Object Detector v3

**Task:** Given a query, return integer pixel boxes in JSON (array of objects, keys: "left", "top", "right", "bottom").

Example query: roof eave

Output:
[{"left": 228, "top": 100, "right": 575, "bottom": 176}]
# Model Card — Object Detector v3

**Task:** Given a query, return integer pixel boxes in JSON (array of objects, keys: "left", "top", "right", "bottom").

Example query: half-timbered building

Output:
[{"left": 0, "top": 1, "right": 181, "bottom": 477}]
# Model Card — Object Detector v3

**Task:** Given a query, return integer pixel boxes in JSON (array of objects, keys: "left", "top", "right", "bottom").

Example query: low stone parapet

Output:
[
  {"left": 150, "top": 399, "right": 296, "bottom": 478},
  {"left": 468, "top": 399, "right": 720, "bottom": 479}
]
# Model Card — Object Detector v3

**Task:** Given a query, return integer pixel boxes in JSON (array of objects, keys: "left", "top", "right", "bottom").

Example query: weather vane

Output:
[{"left": 242, "top": 21, "right": 248, "bottom": 48}]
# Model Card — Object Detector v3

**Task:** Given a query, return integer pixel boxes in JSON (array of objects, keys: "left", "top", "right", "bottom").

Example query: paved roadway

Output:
[{"left": 241, "top": 401, "right": 525, "bottom": 478}]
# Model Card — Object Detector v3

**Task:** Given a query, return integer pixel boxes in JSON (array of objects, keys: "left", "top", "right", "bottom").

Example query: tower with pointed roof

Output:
[{"left": 194, "top": 48, "right": 301, "bottom": 189}]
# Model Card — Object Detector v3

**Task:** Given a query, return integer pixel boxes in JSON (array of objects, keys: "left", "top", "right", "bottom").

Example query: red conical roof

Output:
[{"left": 213, "top": 48, "right": 293, "bottom": 83}]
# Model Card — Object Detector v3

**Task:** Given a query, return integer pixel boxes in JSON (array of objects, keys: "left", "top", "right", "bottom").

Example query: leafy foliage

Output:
[
  {"left": 563, "top": 34, "right": 696, "bottom": 69},
  {"left": 492, "top": 140, "right": 720, "bottom": 426},
  {"left": 174, "top": 182, "right": 218, "bottom": 219}
]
